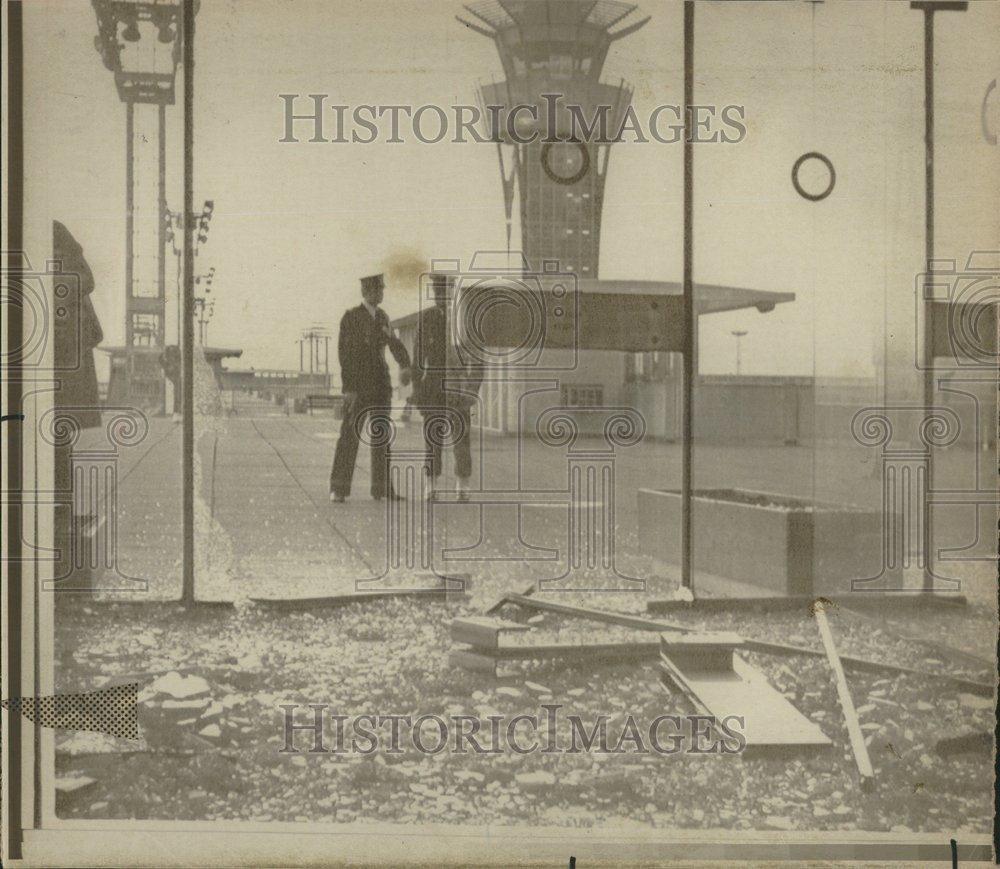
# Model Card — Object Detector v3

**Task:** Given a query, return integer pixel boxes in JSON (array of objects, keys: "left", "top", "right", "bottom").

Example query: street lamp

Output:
[
  {"left": 731, "top": 329, "right": 748, "bottom": 375},
  {"left": 91, "top": 0, "right": 195, "bottom": 105},
  {"left": 299, "top": 325, "right": 332, "bottom": 388},
  {"left": 193, "top": 267, "right": 216, "bottom": 344},
  {"left": 195, "top": 265, "right": 215, "bottom": 292},
  {"left": 193, "top": 296, "right": 214, "bottom": 344},
  {"left": 165, "top": 202, "right": 214, "bottom": 347},
  {"left": 196, "top": 199, "right": 214, "bottom": 247},
  {"left": 93, "top": 0, "right": 190, "bottom": 104},
  {"left": 164, "top": 204, "right": 183, "bottom": 345}
]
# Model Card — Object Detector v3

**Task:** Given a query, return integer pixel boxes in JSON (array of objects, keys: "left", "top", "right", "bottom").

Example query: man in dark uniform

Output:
[
  {"left": 411, "top": 273, "right": 483, "bottom": 501},
  {"left": 330, "top": 274, "right": 410, "bottom": 502},
  {"left": 52, "top": 221, "right": 104, "bottom": 590}
]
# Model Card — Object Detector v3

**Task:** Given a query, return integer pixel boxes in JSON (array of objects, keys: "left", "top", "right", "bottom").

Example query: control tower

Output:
[{"left": 458, "top": 0, "right": 649, "bottom": 277}]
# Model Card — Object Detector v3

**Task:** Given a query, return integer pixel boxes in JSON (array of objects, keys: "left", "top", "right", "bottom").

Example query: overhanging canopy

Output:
[{"left": 444, "top": 278, "right": 796, "bottom": 353}]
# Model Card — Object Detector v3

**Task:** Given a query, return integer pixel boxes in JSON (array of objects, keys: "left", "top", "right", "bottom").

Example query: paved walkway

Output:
[{"left": 91, "top": 399, "right": 996, "bottom": 603}]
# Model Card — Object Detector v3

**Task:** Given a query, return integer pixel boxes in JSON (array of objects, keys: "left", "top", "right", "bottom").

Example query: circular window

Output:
[
  {"left": 541, "top": 139, "right": 590, "bottom": 185},
  {"left": 792, "top": 151, "right": 836, "bottom": 202}
]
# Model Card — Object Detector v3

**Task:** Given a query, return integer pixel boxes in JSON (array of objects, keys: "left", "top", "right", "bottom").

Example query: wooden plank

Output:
[
  {"left": 452, "top": 641, "right": 660, "bottom": 665},
  {"left": 654, "top": 632, "right": 744, "bottom": 673},
  {"left": 492, "top": 641, "right": 660, "bottom": 662},
  {"left": 485, "top": 583, "right": 536, "bottom": 615},
  {"left": 448, "top": 649, "right": 498, "bottom": 675},
  {"left": 659, "top": 636, "right": 831, "bottom": 749},
  {"left": 647, "top": 592, "right": 967, "bottom": 614},
  {"left": 502, "top": 593, "right": 687, "bottom": 634},
  {"left": 72, "top": 598, "right": 235, "bottom": 609},
  {"left": 835, "top": 605, "right": 991, "bottom": 671},
  {"left": 450, "top": 617, "right": 531, "bottom": 649},
  {"left": 813, "top": 601, "right": 874, "bottom": 791},
  {"left": 250, "top": 587, "right": 466, "bottom": 610},
  {"left": 506, "top": 592, "right": 993, "bottom": 695},
  {"left": 740, "top": 637, "right": 994, "bottom": 696}
]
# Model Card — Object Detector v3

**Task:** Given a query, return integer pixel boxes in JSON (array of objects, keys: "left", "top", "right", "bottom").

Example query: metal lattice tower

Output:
[
  {"left": 92, "top": 0, "right": 191, "bottom": 414},
  {"left": 458, "top": 0, "right": 649, "bottom": 277}
]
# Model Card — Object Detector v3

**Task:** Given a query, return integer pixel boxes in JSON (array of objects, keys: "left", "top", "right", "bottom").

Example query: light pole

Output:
[
  {"left": 169, "top": 211, "right": 215, "bottom": 352},
  {"left": 731, "top": 329, "right": 748, "bottom": 375},
  {"left": 181, "top": 0, "right": 196, "bottom": 604},
  {"left": 681, "top": 0, "right": 694, "bottom": 592},
  {"left": 92, "top": 0, "right": 188, "bottom": 413},
  {"left": 165, "top": 202, "right": 213, "bottom": 345},
  {"left": 192, "top": 269, "right": 215, "bottom": 346},
  {"left": 164, "top": 206, "right": 183, "bottom": 347},
  {"left": 194, "top": 264, "right": 215, "bottom": 342},
  {"left": 300, "top": 325, "right": 331, "bottom": 385}
]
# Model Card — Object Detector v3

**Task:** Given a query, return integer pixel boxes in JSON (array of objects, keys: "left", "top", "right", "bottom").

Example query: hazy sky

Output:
[{"left": 22, "top": 0, "right": 999, "bottom": 380}]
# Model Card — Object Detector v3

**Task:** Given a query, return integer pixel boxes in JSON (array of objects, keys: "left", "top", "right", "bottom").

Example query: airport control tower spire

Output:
[{"left": 458, "top": 0, "right": 649, "bottom": 278}]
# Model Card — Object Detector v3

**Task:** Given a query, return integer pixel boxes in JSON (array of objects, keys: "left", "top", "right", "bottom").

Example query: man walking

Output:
[
  {"left": 330, "top": 274, "right": 410, "bottom": 502},
  {"left": 411, "top": 273, "right": 483, "bottom": 501}
]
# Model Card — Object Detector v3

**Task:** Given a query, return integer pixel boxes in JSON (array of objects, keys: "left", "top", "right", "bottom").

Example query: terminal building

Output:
[
  {"left": 393, "top": 0, "right": 800, "bottom": 441},
  {"left": 389, "top": 0, "right": 996, "bottom": 449}
]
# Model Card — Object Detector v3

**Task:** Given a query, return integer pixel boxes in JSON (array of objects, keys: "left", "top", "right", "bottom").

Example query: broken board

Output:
[
  {"left": 450, "top": 617, "right": 531, "bottom": 648},
  {"left": 647, "top": 592, "right": 967, "bottom": 615},
  {"left": 659, "top": 633, "right": 830, "bottom": 749},
  {"left": 813, "top": 600, "right": 874, "bottom": 790},
  {"left": 502, "top": 592, "right": 994, "bottom": 695},
  {"left": 249, "top": 584, "right": 467, "bottom": 610}
]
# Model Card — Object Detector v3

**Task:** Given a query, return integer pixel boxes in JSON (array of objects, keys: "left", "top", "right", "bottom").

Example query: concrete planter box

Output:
[{"left": 637, "top": 488, "right": 895, "bottom": 596}]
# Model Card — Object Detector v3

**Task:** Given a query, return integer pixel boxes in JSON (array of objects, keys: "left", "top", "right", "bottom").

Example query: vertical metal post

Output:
[
  {"left": 158, "top": 104, "right": 166, "bottom": 338},
  {"left": 175, "top": 247, "right": 182, "bottom": 348},
  {"left": 680, "top": 0, "right": 695, "bottom": 592},
  {"left": 158, "top": 103, "right": 167, "bottom": 412},
  {"left": 181, "top": 0, "right": 196, "bottom": 604},
  {"left": 920, "top": 7, "right": 934, "bottom": 593},
  {"left": 732, "top": 330, "right": 747, "bottom": 376},
  {"left": 125, "top": 101, "right": 135, "bottom": 348},
  {"left": 910, "top": 0, "right": 966, "bottom": 590},
  {"left": 5, "top": 1, "right": 25, "bottom": 857}
]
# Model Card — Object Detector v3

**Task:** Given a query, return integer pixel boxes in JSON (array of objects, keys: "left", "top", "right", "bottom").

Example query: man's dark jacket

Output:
[
  {"left": 53, "top": 221, "right": 103, "bottom": 429},
  {"left": 338, "top": 304, "right": 409, "bottom": 397},
  {"left": 411, "top": 304, "right": 483, "bottom": 409}
]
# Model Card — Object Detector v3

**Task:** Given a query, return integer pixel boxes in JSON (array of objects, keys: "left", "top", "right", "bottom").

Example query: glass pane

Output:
[
  {"left": 16, "top": 0, "right": 995, "bottom": 853},
  {"left": 690, "top": 2, "right": 817, "bottom": 598}
]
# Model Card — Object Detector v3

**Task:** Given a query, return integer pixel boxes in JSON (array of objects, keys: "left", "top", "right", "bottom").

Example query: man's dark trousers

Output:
[
  {"left": 423, "top": 402, "right": 472, "bottom": 482},
  {"left": 330, "top": 392, "right": 393, "bottom": 498}
]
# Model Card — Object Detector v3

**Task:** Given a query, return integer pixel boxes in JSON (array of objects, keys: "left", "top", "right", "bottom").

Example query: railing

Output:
[{"left": 219, "top": 382, "right": 342, "bottom": 417}]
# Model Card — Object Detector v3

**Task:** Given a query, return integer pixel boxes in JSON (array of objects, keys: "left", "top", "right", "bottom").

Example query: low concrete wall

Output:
[
  {"left": 625, "top": 376, "right": 818, "bottom": 443},
  {"left": 626, "top": 374, "right": 994, "bottom": 447},
  {"left": 637, "top": 487, "right": 899, "bottom": 596}
]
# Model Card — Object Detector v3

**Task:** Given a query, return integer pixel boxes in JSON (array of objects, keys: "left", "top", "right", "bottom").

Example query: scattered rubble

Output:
[{"left": 52, "top": 591, "right": 994, "bottom": 832}]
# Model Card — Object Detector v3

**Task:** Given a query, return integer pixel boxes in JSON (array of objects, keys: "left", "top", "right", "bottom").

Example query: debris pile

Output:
[{"left": 139, "top": 671, "right": 225, "bottom": 749}]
